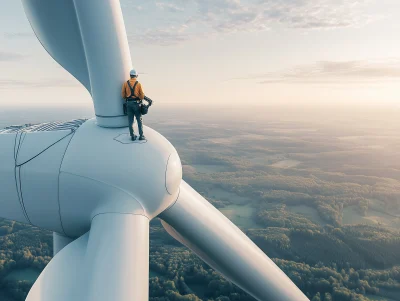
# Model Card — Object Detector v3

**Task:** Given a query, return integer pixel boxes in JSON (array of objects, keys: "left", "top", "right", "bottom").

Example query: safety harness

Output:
[{"left": 126, "top": 80, "right": 140, "bottom": 102}]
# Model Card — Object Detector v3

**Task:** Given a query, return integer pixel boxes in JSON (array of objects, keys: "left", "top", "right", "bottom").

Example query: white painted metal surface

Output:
[
  {"left": 53, "top": 232, "right": 74, "bottom": 256},
  {"left": 16, "top": 130, "right": 72, "bottom": 165},
  {"left": 28, "top": 214, "right": 149, "bottom": 301},
  {"left": 21, "top": 0, "right": 132, "bottom": 127},
  {"left": 160, "top": 181, "right": 310, "bottom": 301},
  {"left": 27, "top": 232, "right": 89, "bottom": 301},
  {"left": 21, "top": 0, "right": 91, "bottom": 91},
  {"left": 20, "top": 135, "right": 72, "bottom": 233},
  {"left": 73, "top": 0, "right": 132, "bottom": 127},
  {"left": 85, "top": 214, "right": 149, "bottom": 301},
  {"left": 59, "top": 118, "right": 181, "bottom": 236},
  {"left": 0, "top": 132, "right": 29, "bottom": 223}
]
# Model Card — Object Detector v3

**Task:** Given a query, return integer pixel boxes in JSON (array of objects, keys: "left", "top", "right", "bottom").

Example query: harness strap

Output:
[{"left": 126, "top": 80, "right": 140, "bottom": 101}]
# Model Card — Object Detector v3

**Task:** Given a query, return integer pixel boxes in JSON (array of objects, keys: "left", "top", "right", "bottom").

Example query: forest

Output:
[
  {"left": 0, "top": 105, "right": 399, "bottom": 300},
  {"left": 0, "top": 218, "right": 399, "bottom": 301}
]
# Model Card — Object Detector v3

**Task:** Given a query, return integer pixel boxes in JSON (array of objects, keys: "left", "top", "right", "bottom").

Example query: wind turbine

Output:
[{"left": 0, "top": 0, "right": 310, "bottom": 300}]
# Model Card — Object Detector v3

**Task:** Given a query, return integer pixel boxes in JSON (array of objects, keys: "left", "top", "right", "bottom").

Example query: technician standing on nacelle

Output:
[{"left": 122, "top": 69, "right": 146, "bottom": 141}]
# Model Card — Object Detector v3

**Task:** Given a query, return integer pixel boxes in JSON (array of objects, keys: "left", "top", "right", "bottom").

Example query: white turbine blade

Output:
[
  {"left": 27, "top": 214, "right": 149, "bottom": 301},
  {"left": 26, "top": 232, "right": 88, "bottom": 300},
  {"left": 84, "top": 213, "right": 149, "bottom": 301},
  {"left": 53, "top": 232, "right": 74, "bottom": 256},
  {"left": 160, "top": 181, "right": 309, "bottom": 301},
  {"left": 72, "top": 0, "right": 133, "bottom": 123},
  {"left": 22, "top": 0, "right": 133, "bottom": 127},
  {"left": 21, "top": 0, "right": 91, "bottom": 91}
]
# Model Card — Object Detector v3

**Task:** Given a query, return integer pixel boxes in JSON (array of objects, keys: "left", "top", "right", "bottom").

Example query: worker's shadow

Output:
[{"left": 113, "top": 133, "right": 147, "bottom": 145}]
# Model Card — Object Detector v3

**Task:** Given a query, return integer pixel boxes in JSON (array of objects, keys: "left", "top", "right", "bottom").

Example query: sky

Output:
[{"left": 0, "top": 0, "right": 400, "bottom": 109}]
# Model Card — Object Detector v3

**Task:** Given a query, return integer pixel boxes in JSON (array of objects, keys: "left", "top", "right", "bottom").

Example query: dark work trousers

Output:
[{"left": 127, "top": 101, "right": 144, "bottom": 137}]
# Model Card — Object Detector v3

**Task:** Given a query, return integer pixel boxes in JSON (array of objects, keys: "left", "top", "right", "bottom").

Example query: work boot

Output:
[
  {"left": 131, "top": 135, "right": 137, "bottom": 141},
  {"left": 139, "top": 135, "right": 146, "bottom": 141}
]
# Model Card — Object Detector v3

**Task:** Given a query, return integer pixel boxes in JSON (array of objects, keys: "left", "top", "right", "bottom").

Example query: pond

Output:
[
  {"left": 208, "top": 187, "right": 251, "bottom": 205},
  {"left": 342, "top": 206, "right": 400, "bottom": 229},
  {"left": 5, "top": 268, "right": 40, "bottom": 282},
  {"left": 219, "top": 204, "right": 261, "bottom": 229},
  {"left": 286, "top": 204, "right": 326, "bottom": 226}
]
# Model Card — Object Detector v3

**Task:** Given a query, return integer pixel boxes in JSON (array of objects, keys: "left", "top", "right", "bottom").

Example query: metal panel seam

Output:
[
  {"left": 58, "top": 129, "right": 79, "bottom": 236},
  {"left": 18, "top": 166, "right": 31, "bottom": 224},
  {"left": 159, "top": 187, "right": 180, "bottom": 215},
  {"left": 164, "top": 154, "right": 172, "bottom": 195},
  {"left": 13, "top": 131, "right": 31, "bottom": 224},
  {"left": 59, "top": 171, "right": 146, "bottom": 214},
  {"left": 91, "top": 212, "right": 150, "bottom": 224},
  {"left": 16, "top": 130, "right": 74, "bottom": 167}
]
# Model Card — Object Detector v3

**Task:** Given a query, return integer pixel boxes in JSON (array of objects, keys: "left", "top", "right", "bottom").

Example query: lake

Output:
[
  {"left": 5, "top": 268, "right": 40, "bottom": 282},
  {"left": 219, "top": 204, "right": 261, "bottom": 229}
]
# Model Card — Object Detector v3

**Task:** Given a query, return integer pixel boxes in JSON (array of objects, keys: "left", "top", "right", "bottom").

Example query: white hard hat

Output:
[{"left": 130, "top": 69, "right": 138, "bottom": 77}]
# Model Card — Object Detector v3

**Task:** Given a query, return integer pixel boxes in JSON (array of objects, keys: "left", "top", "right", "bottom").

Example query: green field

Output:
[
  {"left": 286, "top": 204, "right": 326, "bottom": 226},
  {"left": 343, "top": 206, "right": 400, "bottom": 228}
]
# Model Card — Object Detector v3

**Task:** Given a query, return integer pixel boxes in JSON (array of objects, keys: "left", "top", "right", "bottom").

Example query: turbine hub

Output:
[{"left": 59, "top": 118, "right": 182, "bottom": 236}]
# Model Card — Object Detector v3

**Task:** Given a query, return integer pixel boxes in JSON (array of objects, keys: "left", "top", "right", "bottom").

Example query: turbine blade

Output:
[
  {"left": 22, "top": 0, "right": 133, "bottom": 126},
  {"left": 21, "top": 0, "right": 91, "bottom": 91},
  {"left": 53, "top": 232, "right": 74, "bottom": 256},
  {"left": 160, "top": 181, "right": 309, "bottom": 301},
  {"left": 27, "top": 214, "right": 149, "bottom": 301},
  {"left": 26, "top": 232, "right": 88, "bottom": 300}
]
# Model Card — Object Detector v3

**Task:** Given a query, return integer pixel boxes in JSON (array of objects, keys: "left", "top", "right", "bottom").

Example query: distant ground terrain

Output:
[{"left": 0, "top": 105, "right": 399, "bottom": 301}]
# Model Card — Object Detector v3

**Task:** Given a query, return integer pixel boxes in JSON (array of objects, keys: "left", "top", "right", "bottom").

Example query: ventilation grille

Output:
[{"left": 0, "top": 119, "right": 87, "bottom": 134}]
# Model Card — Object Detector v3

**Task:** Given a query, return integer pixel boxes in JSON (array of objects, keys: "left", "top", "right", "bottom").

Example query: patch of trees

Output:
[
  {"left": 183, "top": 162, "right": 400, "bottom": 227},
  {"left": 255, "top": 205, "right": 319, "bottom": 230},
  {"left": 338, "top": 225, "right": 400, "bottom": 269},
  {"left": 147, "top": 238, "right": 400, "bottom": 301},
  {"left": 0, "top": 219, "right": 52, "bottom": 301},
  {"left": 249, "top": 211, "right": 400, "bottom": 270},
  {"left": 0, "top": 216, "right": 399, "bottom": 301}
]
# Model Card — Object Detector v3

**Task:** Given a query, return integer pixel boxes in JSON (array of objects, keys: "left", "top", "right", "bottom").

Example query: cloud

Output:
[
  {"left": 0, "top": 51, "right": 26, "bottom": 62},
  {"left": 0, "top": 79, "right": 79, "bottom": 89},
  {"left": 123, "top": 0, "right": 380, "bottom": 45},
  {"left": 258, "top": 0, "right": 375, "bottom": 29},
  {"left": 193, "top": 0, "right": 377, "bottom": 31},
  {"left": 232, "top": 59, "right": 400, "bottom": 84},
  {"left": 156, "top": 2, "right": 184, "bottom": 12},
  {"left": 129, "top": 27, "right": 191, "bottom": 46}
]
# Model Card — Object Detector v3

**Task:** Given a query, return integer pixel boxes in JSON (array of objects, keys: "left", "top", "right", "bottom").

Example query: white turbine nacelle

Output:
[
  {"left": 0, "top": 119, "right": 181, "bottom": 237},
  {"left": 0, "top": 0, "right": 311, "bottom": 300}
]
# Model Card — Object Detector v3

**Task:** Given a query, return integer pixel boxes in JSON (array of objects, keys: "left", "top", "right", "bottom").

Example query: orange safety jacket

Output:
[{"left": 121, "top": 78, "right": 145, "bottom": 100}]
